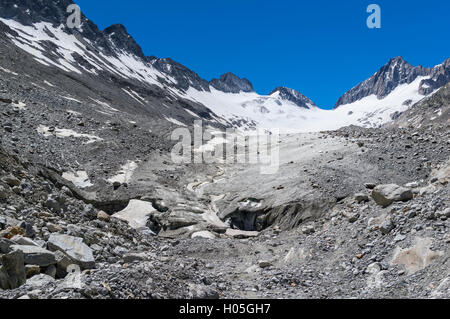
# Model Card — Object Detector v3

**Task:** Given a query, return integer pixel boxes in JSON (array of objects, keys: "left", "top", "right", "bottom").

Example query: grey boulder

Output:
[
  {"left": 26, "top": 274, "right": 55, "bottom": 288},
  {"left": 0, "top": 238, "right": 14, "bottom": 254},
  {"left": 123, "top": 252, "right": 147, "bottom": 263},
  {"left": 2, "top": 175, "right": 21, "bottom": 187},
  {"left": 11, "top": 235, "right": 39, "bottom": 246},
  {"left": 47, "top": 234, "right": 95, "bottom": 269},
  {"left": 371, "top": 184, "right": 413, "bottom": 207},
  {"left": 11, "top": 245, "right": 56, "bottom": 267}
]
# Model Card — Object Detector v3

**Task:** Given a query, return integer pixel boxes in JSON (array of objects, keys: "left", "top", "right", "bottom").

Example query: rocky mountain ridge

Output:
[
  {"left": 0, "top": 0, "right": 315, "bottom": 108},
  {"left": 270, "top": 87, "right": 317, "bottom": 109},
  {"left": 1, "top": 0, "right": 450, "bottom": 132},
  {"left": 210, "top": 72, "right": 255, "bottom": 94},
  {"left": 2, "top": 0, "right": 450, "bottom": 117},
  {"left": 335, "top": 56, "right": 450, "bottom": 108}
]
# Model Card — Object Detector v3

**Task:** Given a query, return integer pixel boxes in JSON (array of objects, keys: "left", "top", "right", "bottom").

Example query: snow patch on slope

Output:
[
  {"left": 37, "top": 125, "right": 102, "bottom": 144},
  {"left": 62, "top": 171, "right": 93, "bottom": 188},
  {"left": 0, "top": 19, "right": 177, "bottom": 88},
  {"left": 107, "top": 161, "right": 138, "bottom": 184},
  {"left": 0, "top": 66, "right": 18, "bottom": 75},
  {"left": 1, "top": 19, "right": 86, "bottom": 74},
  {"left": 165, "top": 117, "right": 187, "bottom": 127}
]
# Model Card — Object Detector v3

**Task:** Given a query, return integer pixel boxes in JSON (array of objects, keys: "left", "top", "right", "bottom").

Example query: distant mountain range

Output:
[{"left": 0, "top": 0, "right": 448, "bottom": 132}]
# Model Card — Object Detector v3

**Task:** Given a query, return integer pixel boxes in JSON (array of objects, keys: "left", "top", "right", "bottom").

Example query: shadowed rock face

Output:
[
  {"left": 103, "top": 24, "right": 146, "bottom": 59},
  {"left": 0, "top": 0, "right": 109, "bottom": 51},
  {"left": 11, "top": 245, "right": 56, "bottom": 267},
  {"left": 419, "top": 58, "right": 450, "bottom": 95},
  {"left": 152, "top": 58, "right": 211, "bottom": 92},
  {"left": 0, "top": 251, "right": 26, "bottom": 290},
  {"left": 270, "top": 87, "right": 317, "bottom": 109},
  {"left": 0, "top": 0, "right": 75, "bottom": 26},
  {"left": 335, "top": 57, "right": 437, "bottom": 108},
  {"left": 210, "top": 72, "right": 255, "bottom": 93}
]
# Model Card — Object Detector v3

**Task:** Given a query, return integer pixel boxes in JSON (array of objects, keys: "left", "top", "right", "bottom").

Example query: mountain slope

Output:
[
  {"left": 0, "top": 0, "right": 320, "bottom": 131},
  {"left": 389, "top": 82, "right": 450, "bottom": 129},
  {"left": 0, "top": 0, "right": 449, "bottom": 133},
  {"left": 330, "top": 57, "right": 450, "bottom": 129},
  {"left": 0, "top": 0, "right": 322, "bottom": 132},
  {"left": 335, "top": 57, "right": 450, "bottom": 111},
  {"left": 335, "top": 57, "right": 431, "bottom": 108}
]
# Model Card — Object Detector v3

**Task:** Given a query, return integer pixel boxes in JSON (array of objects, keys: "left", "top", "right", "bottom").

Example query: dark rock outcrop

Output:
[
  {"left": 419, "top": 58, "right": 450, "bottom": 95},
  {"left": 0, "top": 250, "right": 26, "bottom": 290},
  {"left": 270, "top": 87, "right": 317, "bottom": 109},
  {"left": 210, "top": 72, "right": 254, "bottom": 93},
  {"left": 335, "top": 57, "right": 432, "bottom": 108}
]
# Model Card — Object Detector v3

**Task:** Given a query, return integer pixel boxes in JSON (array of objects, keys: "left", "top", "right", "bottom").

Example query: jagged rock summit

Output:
[
  {"left": 335, "top": 56, "right": 450, "bottom": 108},
  {"left": 103, "top": 24, "right": 146, "bottom": 58},
  {"left": 270, "top": 87, "right": 317, "bottom": 109},
  {"left": 210, "top": 72, "right": 255, "bottom": 94}
]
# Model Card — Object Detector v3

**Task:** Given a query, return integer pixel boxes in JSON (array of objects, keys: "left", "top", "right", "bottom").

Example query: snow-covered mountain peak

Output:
[
  {"left": 104, "top": 23, "right": 128, "bottom": 35},
  {"left": 335, "top": 57, "right": 432, "bottom": 108}
]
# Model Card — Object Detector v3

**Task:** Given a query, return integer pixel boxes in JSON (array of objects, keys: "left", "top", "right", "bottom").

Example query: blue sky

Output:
[{"left": 75, "top": 0, "right": 450, "bottom": 109}]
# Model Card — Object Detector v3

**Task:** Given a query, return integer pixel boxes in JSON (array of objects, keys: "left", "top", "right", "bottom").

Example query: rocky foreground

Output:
[{"left": 0, "top": 111, "right": 449, "bottom": 298}]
